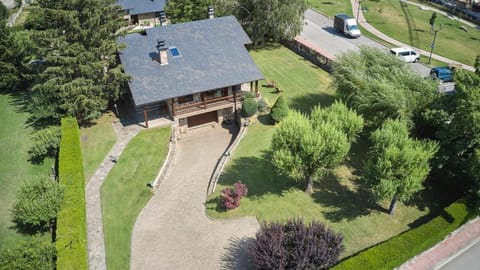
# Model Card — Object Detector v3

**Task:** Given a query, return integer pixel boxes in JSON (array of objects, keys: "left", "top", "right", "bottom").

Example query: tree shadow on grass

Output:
[
  {"left": 216, "top": 150, "right": 296, "bottom": 198},
  {"left": 288, "top": 92, "right": 336, "bottom": 114},
  {"left": 220, "top": 236, "right": 256, "bottom": 270},
  {"left": 312, "top": 173, "right": 385, "bottom": 222}
]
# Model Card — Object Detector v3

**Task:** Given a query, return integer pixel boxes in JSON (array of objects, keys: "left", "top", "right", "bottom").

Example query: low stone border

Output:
[
  {"left": 206, "top": 119, "right": 249, "bottom": 196},
  {"left": 151, "top": 125, "right": 177, "bottom": 190}
]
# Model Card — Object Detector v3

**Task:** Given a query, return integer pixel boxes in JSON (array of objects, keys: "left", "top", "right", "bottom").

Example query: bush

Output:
[
  {"left": 242, "top": 97, "right": 257, "bottom": 117},
  {"left": 270, "top": 95, "right": 288, "bottom": 122},
  {"left": 257, "top": 98, "right": 269, "bottom": 113},
  {"left": 13, "top": 177, "right": 64, "bottom": 232},
  {"left": 56, "top": 117, "right": 88, "bottom": 270},
  {"left": 28, "top": 126, "right": 61, "bottom": 164},
  {"left": 0, "top": 237, "right": 56, "bottom": 270},
  {"left": 220, "top": 181, "right": 248, "bottom": 210},
  {"left": 250, "top": 219, "right": 344, "bottom": 269},
  {"left": 332, "top": 200, "right": 471, "bottom": 270}
]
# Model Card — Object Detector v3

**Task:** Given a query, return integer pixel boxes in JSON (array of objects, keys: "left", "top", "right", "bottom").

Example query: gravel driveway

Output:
[{"left": 131, "top": 126, "right": 260, "bottom": 270}]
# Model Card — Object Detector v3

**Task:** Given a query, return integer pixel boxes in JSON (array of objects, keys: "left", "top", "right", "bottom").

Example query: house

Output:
[
  {"left": 118, "top": 0, "right": 166, "bottom": 27},
  {"left": 118, "top": 16, "right": 264, "bottom": 133}
]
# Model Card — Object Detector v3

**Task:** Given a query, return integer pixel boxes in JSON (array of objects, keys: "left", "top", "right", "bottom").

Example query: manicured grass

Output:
[
  {"left": 80, "top": 112, "right": 117, "bottom": 181},
  {"left": 206, "top": 46, "right": 450, "bottom": 257},
  {"left": 101, "top": 127, "right": 170, "bottom": 270},
  {"left": 362, "top": 0, "right": 480, "bottom": 66},
  {"left": 309, "top": 0, "right": 353, "bottom": 18},
  {"left": 249, "top": 45, "right": 335, "bottom": 111},
  {"left": 0, "top": 94, "right": 52, "bottom": 250}
]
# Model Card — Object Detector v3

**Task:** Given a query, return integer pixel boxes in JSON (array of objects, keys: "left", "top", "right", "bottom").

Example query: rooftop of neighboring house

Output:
[
  {"left": 118, "top": 16, "right": 264, "bottom": 107},
  {"left": 118, "top": 0, "right": 166, "bottom": 15}
]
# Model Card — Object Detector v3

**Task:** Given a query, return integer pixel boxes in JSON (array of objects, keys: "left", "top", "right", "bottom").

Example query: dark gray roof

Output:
[
  {"left": 118, "top": 16, "right": 264, "bottom": 107},
  {"left": 118, "top": 0, "right": 165, "bottom": 15}
]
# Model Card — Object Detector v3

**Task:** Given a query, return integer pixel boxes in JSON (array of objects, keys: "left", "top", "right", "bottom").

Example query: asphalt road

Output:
[
  {"left": 439, "top": 240, "right": 480, "bottom": 270},
  {"left": 301, "top": 9, "right": 431, "bottom": 77}
]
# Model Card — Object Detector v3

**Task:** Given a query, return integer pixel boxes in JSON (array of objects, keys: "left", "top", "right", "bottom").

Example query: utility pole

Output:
[{"left": 428, "top": 23, "right": 443, "bottom": 64}]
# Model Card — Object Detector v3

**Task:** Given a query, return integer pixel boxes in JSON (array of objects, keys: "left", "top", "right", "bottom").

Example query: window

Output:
[
  {"left": 178, "top": 95, "right": 193, "bottom": 104},
  {"left": 169, "top": 47, "right": 181, "bottom": 57}
]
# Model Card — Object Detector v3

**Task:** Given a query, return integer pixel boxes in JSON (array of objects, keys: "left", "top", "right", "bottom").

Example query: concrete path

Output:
[
  {"left": 351, "top": 0, "right": 476, "bottom": 71},
  {"left": 398, "top": 217, "right": 480, "bottom": 270},
  {"left": 131, "top": 126, "right": 260, "bottom": 270},
  {"left": 86, "top": 121, "right": 142, "bottom": 270}
]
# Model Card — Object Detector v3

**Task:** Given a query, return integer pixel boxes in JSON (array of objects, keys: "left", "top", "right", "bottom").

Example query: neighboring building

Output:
[
  {"left": 118, "top": 0, "right": 166, "bottom": 27},
  {"left": 118, "top": 16, "right": 263, "bottom": 133}
]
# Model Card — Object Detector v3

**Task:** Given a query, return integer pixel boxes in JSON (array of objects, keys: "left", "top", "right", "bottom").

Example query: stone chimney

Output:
[
  {"left": 208, "top": 6, "right": 214, "bottom": 19},
  {"left": 156, "top": 39, "right": 168, "bottom": 65}
]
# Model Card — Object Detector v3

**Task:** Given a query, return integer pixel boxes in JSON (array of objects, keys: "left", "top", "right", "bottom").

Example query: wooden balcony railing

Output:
[{"left": 172, "top": 94, "right": 242, "bottom": 116}]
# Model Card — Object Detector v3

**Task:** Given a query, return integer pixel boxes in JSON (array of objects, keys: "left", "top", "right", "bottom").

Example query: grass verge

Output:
[
  {"left": 101, "top": 127, "right": 171, "bottom": 270},
  {"left": 362, "top": 0, "right": 480, "bottom": 66},
  {"left": 309, "top": 0, "right": 353, "bottom": 18},
  {"left": 206, "top": 45, "right": 452, "bottom": 257},
  {"left": 0, "top": 94, "right": 52, "bottom": 250},
  {"left": 80, "top": 112, "right": 117, "bottom": 181}
]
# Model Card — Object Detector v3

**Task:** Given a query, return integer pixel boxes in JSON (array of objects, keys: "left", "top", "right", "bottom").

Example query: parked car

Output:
[
  {"left": 390, "top": 47, "right": 420, "bottom": 63},
  {"left": 430, "top": 66, "right": 454, "bottom": 82}
]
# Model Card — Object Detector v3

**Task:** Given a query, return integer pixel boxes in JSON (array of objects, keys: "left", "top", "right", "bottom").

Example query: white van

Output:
[{"left": 390, "top": 47, "right": 420, "bottom": 63}]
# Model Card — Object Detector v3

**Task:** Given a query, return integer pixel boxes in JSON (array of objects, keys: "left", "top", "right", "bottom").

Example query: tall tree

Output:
[
  {"left": 0, "top": 22, "right": 21, "bottom": 91},
  {"left": 27, "top": 0, "right": 129, "bottom": 125},
  {"left": 363, "top": 119, "right": 438, "bottom": 215},
  {"left": 333, "top": 47, "right": 438, "bottom": 129},
  {"left": 165, "top": 0, "right": 306, "bottom": 45},
  {"left": 271, "top": 106, "right": 358, "bottom": 193}
]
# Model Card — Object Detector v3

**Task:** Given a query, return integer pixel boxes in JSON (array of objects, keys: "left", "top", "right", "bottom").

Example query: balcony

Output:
[{"left": 172, "top": 94, "right": 242, "bottom": 117}]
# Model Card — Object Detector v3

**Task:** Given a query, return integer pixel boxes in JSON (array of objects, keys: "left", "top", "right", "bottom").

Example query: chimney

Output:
[
  {"left": 159, "top": 11, "right": 167, "bottom": 26},
  {"left": 156, "top": 39, "right": 168, "bottom": 65},
  {"left": 208, "top": 6, "right": 214, "bottom": 19}
]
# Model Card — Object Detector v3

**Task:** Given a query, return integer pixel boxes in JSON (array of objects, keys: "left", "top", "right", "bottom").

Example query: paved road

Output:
[
  {"left": 301, "top": 9, "right": 431, "bottom": 77},
  {"left": 131, "top": 126, "right": 259, "bottom": 270},
  {"left": 439, "top": 239, "right": 480, "bottom": 270}
]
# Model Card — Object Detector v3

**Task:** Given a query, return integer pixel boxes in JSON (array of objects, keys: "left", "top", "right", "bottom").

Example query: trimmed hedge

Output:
[
  {"left": 56, "top": 117, "right": 88, "bottom": 270},
  {"left": 332, "top": 201, "right": 471, "bottom": 270}
]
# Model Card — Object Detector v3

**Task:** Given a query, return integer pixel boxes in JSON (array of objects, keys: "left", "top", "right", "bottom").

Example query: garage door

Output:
[{"left": 187, "top": 111, "right": 218, "bottom": 127}]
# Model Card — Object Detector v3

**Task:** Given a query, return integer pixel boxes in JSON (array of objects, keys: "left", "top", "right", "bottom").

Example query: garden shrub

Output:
[
  {"left": 0, "top": 237, "right": 56, "bottom": 270},
  {"left": 242, "top": 97, "right": 257, "bottom": 117},
  {"left": 257, "top": 98, "right": 269, "bottom": 114},
  {"left": 250, "top": 219, "right": 344, "bottom": 269},
  {"left": 28, "top": 125, "right": 61, "bottom": 163},
  {"left": 332, "top": 200, "right": 471, "bottom": 270},
  {"left": 270, "top": 95, "right": 288, "bottom": 122},
  {"left": 56, "top": 117, "right": 88, "bottom": 270},
  {"left": 220, "top": 181, "right": 248, "bottom": 210}
]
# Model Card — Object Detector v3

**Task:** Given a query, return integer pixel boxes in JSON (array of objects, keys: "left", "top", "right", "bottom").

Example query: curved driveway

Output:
[{"left": 131, "top": 126, "right": 259, "bottom": 270}]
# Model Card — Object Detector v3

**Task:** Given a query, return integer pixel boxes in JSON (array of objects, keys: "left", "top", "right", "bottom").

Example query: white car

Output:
[{"left": 390, "top": 47, "right": 420, "bottom": 63}]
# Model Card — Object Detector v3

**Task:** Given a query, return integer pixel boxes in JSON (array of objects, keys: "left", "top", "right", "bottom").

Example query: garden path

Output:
[
  {"left": 130, "top": 126, "right": 260, "bottom": 270},
  {"left": 86, "top": 121, "right": 142, "bottom": 270}
]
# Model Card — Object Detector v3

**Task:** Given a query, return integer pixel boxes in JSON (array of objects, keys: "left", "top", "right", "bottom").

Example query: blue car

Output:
[{"left": 430, "top": 67, "right": 453, "bottom": 82}]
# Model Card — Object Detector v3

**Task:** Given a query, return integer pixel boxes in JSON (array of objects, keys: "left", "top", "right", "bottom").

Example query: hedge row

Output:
[
  {"left": 56, "top": 117, "right": 88, "bottom": 270},
  {"left": 332, "top": 201, "right": 471, "bottom": 270}
]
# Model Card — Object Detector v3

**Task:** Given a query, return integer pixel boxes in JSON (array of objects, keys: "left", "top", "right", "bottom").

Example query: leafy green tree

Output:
[
  {"left": 363, "top": 120, "right": 438, "bottom": 215},
  {"left": 0, "top": 23, "right": 21, "bottom": 92},
  {"left": 0, "top": 237, "right": 56, "bottom": 270},
  {"left": 165, "top": 0, "right": 215, "bottom": 23},
  {"left": 28, "top": 125, "right": 61, "bottom": 163},
  {"left": 311, "top": 101, "right": 364, "bottom": 142},
  {"left": 242, "top": 95, "right": 257, "bottom": 117},
  {"left": 420, "top": 71, "right": 480, "bottom": 196},
  {"left": 333, "top": 47, "right": 438, "bottom": 129},
  {"left": 13, "top": 177, "right": 64, "bottom": 231},
  {"left": 475, "top": 54, "right": 480, "bottom": 75},
  {"left": 271, "top": 110, "right": 350, "bottom": 193},
  {"left": 270, "top": 95, "right": 288, "bottom": 122},
  {"left": 27, "top": 0, "right": 129, "bottom": 125},
  {"left": 0, "top": 2, "right": 7, "bottom": 21}
]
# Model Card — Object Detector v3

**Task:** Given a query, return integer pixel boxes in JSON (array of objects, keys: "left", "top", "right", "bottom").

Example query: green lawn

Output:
[
  {"left": 80, "top": 112, "right": 117, "bottom": 181},
  {"left": 309, "top": 0, "right": 353, "bottom": 18},
  {"left": 362, "top": 0, "right": 480, "bottom": 66},
  {"left": 0, "top": 94, "right": 53, "bottom": 250},
  {"left": 206, "top": 46, "right": 449, "bottom": 257},
  {"left": 101, "top": 127, "right": 170, "bottom": 270}
]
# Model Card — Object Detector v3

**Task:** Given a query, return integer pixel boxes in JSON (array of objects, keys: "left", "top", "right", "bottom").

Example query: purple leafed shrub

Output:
[
  {"left": 250, "top": 219, "right": 344, "bottom": 270},
  {"left": 220, "top": 181, "right": 248, "bottom": 210}
]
